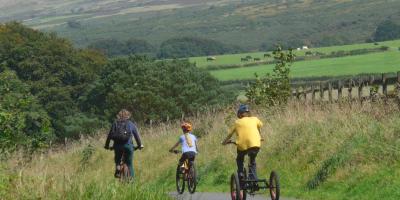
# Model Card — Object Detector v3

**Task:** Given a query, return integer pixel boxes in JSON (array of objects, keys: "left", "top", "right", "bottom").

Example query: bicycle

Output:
[
  {"left": 110, "top": 145, "right": 141, "bottom": 182},
  {"left": 225, "top": 140, "right": 280, "bottom": 200},
  {"left": 170, "top": 150, "right": 197, "bottom": 194}
]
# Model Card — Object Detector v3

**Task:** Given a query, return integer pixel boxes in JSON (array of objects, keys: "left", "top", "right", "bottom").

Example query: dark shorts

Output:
[{"left": 179, "top": 151, "right": 196, "bottom": 164}]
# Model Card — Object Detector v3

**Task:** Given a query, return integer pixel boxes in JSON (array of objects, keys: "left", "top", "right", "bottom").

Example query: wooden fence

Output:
[{"left": 292, "top": 71, "right": 400, "bottom": 103}]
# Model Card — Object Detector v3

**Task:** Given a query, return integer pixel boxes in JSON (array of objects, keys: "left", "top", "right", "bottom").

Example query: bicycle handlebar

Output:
[
  {"left": 169, "top": 150, "right": 181, "bottom": 154},
  {"left": 222, "top": 139, "right": 264, "bottom": 145},
  {"left": 221, "top": 140, "right": 237, "bottom": 145},
  {"left": 106, "top": 145, "right": 144, "bottom": 151},
  {"left": 226, "top": 140, "right": 237, "bottom": 145}
]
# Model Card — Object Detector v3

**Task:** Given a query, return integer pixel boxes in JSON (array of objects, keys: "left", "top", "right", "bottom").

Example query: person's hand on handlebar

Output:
[
  {"left": 104, "top": 145, "right": 113, "bottom": 151},
  {"left": 222, "top": 140, "right": 236, "bottom": 145},
  {"left": 169, "top": 149, "right": 180, "bottom": 154},
  {"left": 138, "top": 145, "right": 144, "bottom": 150}
]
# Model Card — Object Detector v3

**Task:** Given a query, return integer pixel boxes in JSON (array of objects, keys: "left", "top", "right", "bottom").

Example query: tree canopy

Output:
[
  {"left": 372, "top": 20, "right": 400, "bottom": 42},
  {"left": 158, "top": 37, "right": 241, "bottom": 58},
  {"left": 0, "top": 23, "right": 233, "bottom": 151},
  {"left": 83, "top": 56, "right": 233, "bottom": 122},
  {"left": 88, "top": 38, "right": 155, "bottom": 57}
]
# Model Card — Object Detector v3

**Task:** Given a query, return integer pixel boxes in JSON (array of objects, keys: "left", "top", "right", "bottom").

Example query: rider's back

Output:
[
  {"left": 179, "top": 133, "right": 197, "bottom": 153},
  {"left": 231, "top": 116, "right": 263, "bottom": 151}
]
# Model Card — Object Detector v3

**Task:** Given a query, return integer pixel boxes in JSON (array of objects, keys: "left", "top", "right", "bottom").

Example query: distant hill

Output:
[{"left": 2, "top": 0, "right": 400, "bottom": 51}]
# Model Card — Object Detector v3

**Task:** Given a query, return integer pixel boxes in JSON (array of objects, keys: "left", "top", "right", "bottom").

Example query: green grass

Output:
[
  {"left": 210, "top": 51, "right": 400, "bottom": 81},
  {"left": 190, "top": 39, "right": 400, "bottom": 68},
  {"left": 2, "top": 102, "right": 400, "bottom": 199}
]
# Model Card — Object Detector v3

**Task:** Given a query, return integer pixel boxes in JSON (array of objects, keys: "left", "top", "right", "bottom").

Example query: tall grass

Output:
[{"left": 1, "top": 101, "right": 400, "bottom": 199}]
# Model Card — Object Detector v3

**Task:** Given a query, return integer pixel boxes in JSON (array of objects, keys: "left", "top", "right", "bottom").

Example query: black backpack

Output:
[{"left": 111, "top": 120, "right": 131, "bottom": 143}]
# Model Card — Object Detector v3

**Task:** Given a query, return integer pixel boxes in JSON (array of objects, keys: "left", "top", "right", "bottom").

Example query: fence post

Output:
[
  {"left": 398, "top": 71, "right": 400, "bottom": 83},
  {"left": 348, "top": 79, "right": 353, "bottom": 101},
  {"left": 319, "top": 82, "right": 324, "bottom": 101},
  {"left": 358, "top": 77, "right": 364, "bottom": 102},
  {"left": 338, "top": 80, "right": 342, "bottom": 102},
  {"left": 382, "top": 73, "right": 388, "bottom": 97},
  {"left": 369, "top": 75, "right": 374, "bottom": 98},
  {"left": 296, "top": 88, "right": 300, "bottom": 100},
  {"left": 328, "top": 82, "right": 333, "bottom": 103},
  {"left": 397, "top": 72, "right": 400, "bottom": 109},
  {"left": 303, "top": 87, "right": 307, "bottom": 101},
  {"left": 311, "top": 85, "right": 316, "bottom": 104}
]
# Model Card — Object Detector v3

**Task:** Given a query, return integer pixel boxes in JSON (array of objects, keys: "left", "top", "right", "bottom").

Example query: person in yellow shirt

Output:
[{"left": 222, "top": 104, "right": 263, "bottom": 180}]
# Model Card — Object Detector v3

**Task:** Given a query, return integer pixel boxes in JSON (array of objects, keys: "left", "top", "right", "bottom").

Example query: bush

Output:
[
  {"left": 0, "top": 22, "right": 105, "bottom": 140},
  {"left": 0, "top": 70, "right": 54, "bottom": 152},
  {"left": 64, "top": 114, "right": 105, "bottom": 139},
  {"left": 373, "top": 20, "right": 400, "bottom": 42},
  {"left": 88, "top": 38, "right": 155, "bottom": 57},
  {"left": 246, "top": 46, "right": 295, "bottom": 105},
  {"left": 158, "top": 37, "right": 241, "bottom": 58},
  {"left": 83, "top": 56, "right": 234, "bottom": 122}
]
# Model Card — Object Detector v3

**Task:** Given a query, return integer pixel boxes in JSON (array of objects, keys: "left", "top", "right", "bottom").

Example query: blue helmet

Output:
[{"left": 237, "top": 104, "right": 250, "bottom": 117}]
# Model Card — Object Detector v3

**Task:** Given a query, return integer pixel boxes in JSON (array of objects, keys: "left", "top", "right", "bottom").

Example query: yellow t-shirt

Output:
[{"left": 229, "top": 117, "right": 263, "bottom": 151}]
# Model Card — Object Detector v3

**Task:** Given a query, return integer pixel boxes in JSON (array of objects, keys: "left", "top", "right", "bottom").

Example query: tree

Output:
[
  {"left": 0, "top": 70, "right": 53, "bottom": 152},
  {"left": 158, "top": 37, "right": 241, "bottom": 58},
  {"left": 372, "top": 20, "right": 400, "bottom": 42},
  {"left": 83, "top": 56, "right": 233, "bottom": 122},
  {"left": 88, "top": 38, "right": 155, "bottom": 57},
  {"left": 246, "top": 46, "right": 295, "bottom": 105},
  {"left": 0, "top": 22, "right": 105, "bottom": 139}
]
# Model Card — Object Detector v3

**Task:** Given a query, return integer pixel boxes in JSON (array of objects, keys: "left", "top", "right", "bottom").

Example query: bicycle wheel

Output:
[
  {"left": 188, "top": 163, "right": 197, "bottom": 194},
  {"left": 269, "top": 171, "right": 280, "bottom": 200},
  {"left": 120, "top": 163, "right": 131, "bottom": 182},
  {"left": 176, "top": 166, "right": 185, "bottom": 194},
  {"left": 230, "top": 173, "right": 244, "bottom": 200},
  {"left": 242, "top": 169, "right": 247, "bottom": 200}
]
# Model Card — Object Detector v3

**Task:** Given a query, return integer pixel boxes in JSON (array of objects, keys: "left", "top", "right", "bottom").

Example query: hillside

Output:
[
  {"left": 2, "top": 102, "right": 400, "bottom": 199},
  {"left": 2, "top": 0, "right": 400, "bottom": 50}
]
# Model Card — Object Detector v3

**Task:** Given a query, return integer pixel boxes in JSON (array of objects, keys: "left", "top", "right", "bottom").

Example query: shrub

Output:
[
  {"left": 0, "top": 70, "right": 54, "bottom": 152},
  {"left": 83, "top": 56, "right": 234, "bottom": 122},
  {"left": 246, "top": 46, "right": 295, "bottom": 105}
]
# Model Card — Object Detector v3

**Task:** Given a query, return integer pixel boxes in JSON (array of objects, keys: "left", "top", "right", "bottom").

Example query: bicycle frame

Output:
[{"left": 172, "top": 150, "right": 197, "bottom": 194}]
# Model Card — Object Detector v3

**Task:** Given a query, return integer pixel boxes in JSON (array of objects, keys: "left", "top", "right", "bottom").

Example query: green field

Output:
[
  {"left": 210, "top": 51, "right": 400, "bottom": 81},
  {"left": 190, "top": 40, "right": 400, "bottom": 68}
]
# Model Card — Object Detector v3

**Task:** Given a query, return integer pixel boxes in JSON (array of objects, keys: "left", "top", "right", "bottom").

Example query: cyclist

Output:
[
  {"left": 169, "top": 122, "right": 198, "bottom": 171},
  {"left": 222, "top": 104, "right": 263, "bottom": 181},
  {"left": 104, "top": 109, "right": 144, "bottom": 179}
]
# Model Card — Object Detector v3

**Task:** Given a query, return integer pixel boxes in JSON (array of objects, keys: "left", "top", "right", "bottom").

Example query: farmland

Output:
[
  {"left": 188, "top": 40, "right": 400, "bottom": 81},
  {"left": 191, "top": 39, "right": 400, "bottom": 68},
  {"left": 210, "top": 51, "right": 400, "bottom": 81}
]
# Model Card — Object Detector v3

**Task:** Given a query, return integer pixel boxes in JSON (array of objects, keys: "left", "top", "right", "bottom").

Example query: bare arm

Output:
[
  {"left": 169, "top": 141, "right": 180, "bottom": 152},
  {"left": 222, "top": 132, "right": 234, "bottom": 145}
]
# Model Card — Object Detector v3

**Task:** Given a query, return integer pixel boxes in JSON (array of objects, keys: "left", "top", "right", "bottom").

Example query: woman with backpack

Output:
[{"left": 104, "top": 109, "right": 144, "bottom": 179}]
